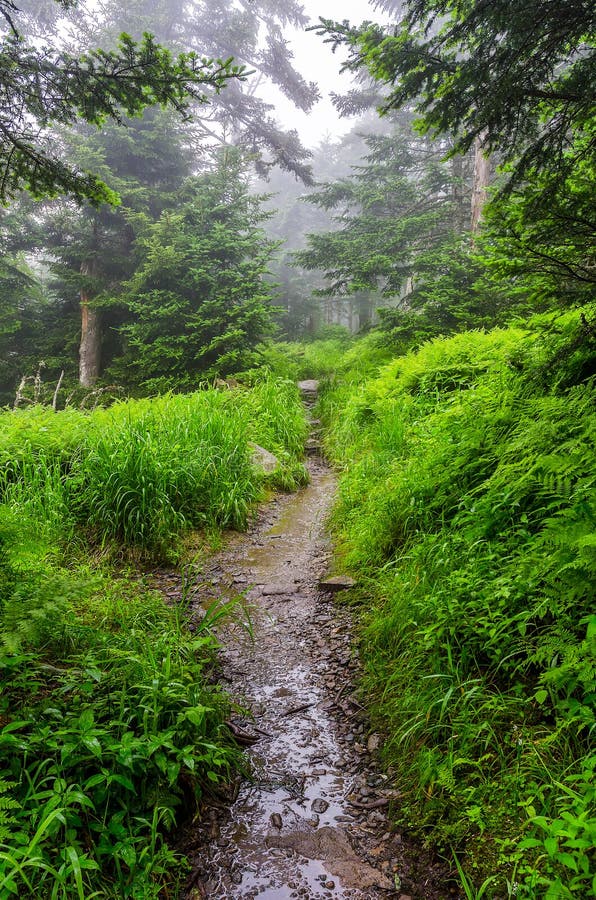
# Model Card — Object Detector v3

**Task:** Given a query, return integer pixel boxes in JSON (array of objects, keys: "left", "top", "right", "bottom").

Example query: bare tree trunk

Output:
[
  {"left": 471, "top": 131, "right": 491, "bottom": 233},
  {"left": 452, "top": 153, "right": 466, "bottom": 234},
  {"left": 357, "top": 293, "right": 372, "bottom": 331},
  {"left": 79, "top": 257, "right": 101, "bottom": 388},
  {"left": 52, "top": 370, "right": 64, "bottom": 411}
]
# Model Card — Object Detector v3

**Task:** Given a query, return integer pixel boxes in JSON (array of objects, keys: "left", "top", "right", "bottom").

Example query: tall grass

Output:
[
  {"left": 78, "top": 394, "right": 257, "bottom": 551},
  {"left": 0, "top": 376, "right": 308, "bottom": 555},
  {"left": 321, "top": 311, "right": 596, "bottom": 897}
]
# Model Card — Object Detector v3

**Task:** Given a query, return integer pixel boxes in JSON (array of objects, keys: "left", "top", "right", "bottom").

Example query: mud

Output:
[{"left": 154, "top": 391, "right": 457, "bottom": 899}]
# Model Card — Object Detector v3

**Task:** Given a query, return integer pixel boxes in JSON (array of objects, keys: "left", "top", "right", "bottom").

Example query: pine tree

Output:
[
  {"left": 319, "top": 0, "right": 596, "bottom": 195},
  {"left": 0, "top": 0, "right": 240, "bottom": 203},
  {"left": 294, "top": 120, "right": 459, "bottom": 313},
  {"left": 114, "top": 151, "right": 277, "bottom": 391}
]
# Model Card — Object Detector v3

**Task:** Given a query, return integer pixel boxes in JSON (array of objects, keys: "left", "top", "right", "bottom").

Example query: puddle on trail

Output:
[{"left": 187, "top": 460, "right": 395, "bottom": 899}]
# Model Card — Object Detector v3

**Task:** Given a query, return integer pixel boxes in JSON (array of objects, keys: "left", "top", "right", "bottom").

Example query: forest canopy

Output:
[
  {"left": 320, "top": 0, "right": 596, "bottom": 192},
  {"left": 0, "top": 0, "right": 243, "bottom": 203}
]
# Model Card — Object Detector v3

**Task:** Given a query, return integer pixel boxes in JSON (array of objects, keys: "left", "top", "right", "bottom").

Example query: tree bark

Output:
[
  {"left": 357, "top": 293, "right": 372, "bottom": 331},
  {"left": 471, "top": 131, "right": 491, "bottom": 233},
  {"left": 79, "top": 257, "right": 101, "bottom": 388},
  {"left": 452, "top": 153, "right": 466, "bottom": 234}
]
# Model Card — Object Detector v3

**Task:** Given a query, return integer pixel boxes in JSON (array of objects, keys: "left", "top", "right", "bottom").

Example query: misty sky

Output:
[{"left": 261, "top": 0, "right": 378, "bottom": 147}]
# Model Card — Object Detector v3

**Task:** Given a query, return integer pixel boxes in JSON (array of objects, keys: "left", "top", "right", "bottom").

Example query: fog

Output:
[{"left": 260, "top": 0, "right": 377, "bottom": 147}]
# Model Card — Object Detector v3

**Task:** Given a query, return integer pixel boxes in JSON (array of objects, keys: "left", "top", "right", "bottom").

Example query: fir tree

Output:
[{"left": 114, "top": 151, "right": 277, "bottom": 391}]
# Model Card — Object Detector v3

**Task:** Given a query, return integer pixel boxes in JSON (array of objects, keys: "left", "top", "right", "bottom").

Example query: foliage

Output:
[
  {"left": 0, "top": 564, "right": 238, "bottom": 898},
  {"left": 114, "top": 152, "right": 278, "bottom": 391},
  {"left": 0, "top": 253, "right": 55, "bottom": 405},
  {"left": 0, "top": 0, "right": 242, "bottom": 203},
  {"left": 320, "top": 0, "right": 596, "bottom": 195},
  {"left": 0, "top": 376, "right": 307, "bottom": 555},
  {"left": 0, "top": 0, "right": 321, "bottom": 393},
  {"left": 320, "top": 311, "right": 596, "bottom": 896},
  {"left": 314, "top": 0, "right": 596, "bottom": 322},
  {"left": 256, "top": 125, "right": 385, "bottom": 338},
  {"left": 478, "top": 150, "right": 596, "bottom": 307}
]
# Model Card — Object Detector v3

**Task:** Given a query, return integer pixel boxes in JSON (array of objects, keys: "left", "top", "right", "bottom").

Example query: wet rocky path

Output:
[{"left": 155, "top": 384, "right": 454, "bottom": 899}]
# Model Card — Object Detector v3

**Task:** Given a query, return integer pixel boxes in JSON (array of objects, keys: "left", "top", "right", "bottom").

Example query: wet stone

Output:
[
  {"left": 261, "top": 583, "right": 298, "bottom": 595},
  {"left": 297, "top": 379, "right": 319, "bottom": 393},
  {"left": 319, "top": 575, "right": 356, "bottom": 592},
  {"left": 311, "top": 798, "right": 330, "bottom": 814}
]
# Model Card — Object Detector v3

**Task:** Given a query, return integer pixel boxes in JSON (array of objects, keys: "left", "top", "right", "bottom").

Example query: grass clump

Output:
[
  {"left": 322, "top": 310, "right": 596, "bottom": 897},
  {"left": 0, "top": 376, "right": 308, "bottom": 556}
]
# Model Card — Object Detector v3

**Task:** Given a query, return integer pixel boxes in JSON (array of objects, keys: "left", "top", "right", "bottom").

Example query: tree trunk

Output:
[
  {"left": 452, "top": 153, "right": 466, "bottom": 234},
  {"left": 79, "top": 258, "right": 101, "bottom": 388},
  {"left": 471, "top": 131, "right": 491, "bottom": 233},
  {"left": 357, "top": 293, "right": 372, "bottom": 331}
]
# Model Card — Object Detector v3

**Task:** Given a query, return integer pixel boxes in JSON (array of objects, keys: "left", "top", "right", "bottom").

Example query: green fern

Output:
[{"left": 0, "top": 777, "right": 21, "bottom": 843}]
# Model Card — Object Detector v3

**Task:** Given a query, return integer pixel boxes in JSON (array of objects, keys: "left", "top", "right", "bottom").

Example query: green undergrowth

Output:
[
  {"left": 0, "top": 554, "right": 242, "bottom": 899},
  {"left": 256, "top": 329, "right": 392, "bottom": 381},
  {"left": 321, "top": 310, "right": 596, "bottom": 898},
  {"left": 0, "top": 376, "right": 308, "bottom": 557},
  {"left": 0, "top": 375, "right": 307, "bottom": 896}
]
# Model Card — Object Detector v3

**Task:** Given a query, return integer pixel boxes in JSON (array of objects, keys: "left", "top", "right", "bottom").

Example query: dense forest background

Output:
[
  {"left": 5, "top": 0, "right": 593, "bottom": 406},
  {"left": 0, "top": 0, "right": 594, "bottom": 898}
]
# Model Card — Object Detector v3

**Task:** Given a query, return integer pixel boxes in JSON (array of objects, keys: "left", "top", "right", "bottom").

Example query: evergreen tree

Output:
[
  {"left": 63, "top": 0, "right": 319, "bottom": 181},
  {"left": 316, "top": 2, "right": 595, "bottom": 319},
  {"left": 113, "top": 151, "right": 277, "bottom": 391},
  {"left": 294, "top": 120, "right": 462, "bottom": 327},
  {"left": 1, "top": 0, "right": 324, "bottom": 390},
  {"left": 33, "top": 110, "right": 195, "bottom": 388},
  {"left": 478, "top": 154, "right": 596, "bottom": 308},
  {"left": 0, "top": 0, "right": 240, "bottom": 203},
  {"left": 257, "top": 121, "right": 390, "bottom": 337},
  {"left": 320, "top": 0, "right": 596, "bottom": 194}
]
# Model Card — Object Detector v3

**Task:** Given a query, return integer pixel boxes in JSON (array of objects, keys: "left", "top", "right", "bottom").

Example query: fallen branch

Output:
[
  {"left": 334, "top": 683, "right": 350, "bottom": 704},
  {"left": 225, "top": 721, "right": 260, "bottom": 746},
  {"left": 282, "top": 701, "right": 315, "bottom": 717}
]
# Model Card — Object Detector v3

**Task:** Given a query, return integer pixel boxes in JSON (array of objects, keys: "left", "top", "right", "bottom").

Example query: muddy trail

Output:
[{"left": 154, "top": 384, "right": 456, "bottom": 900}]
